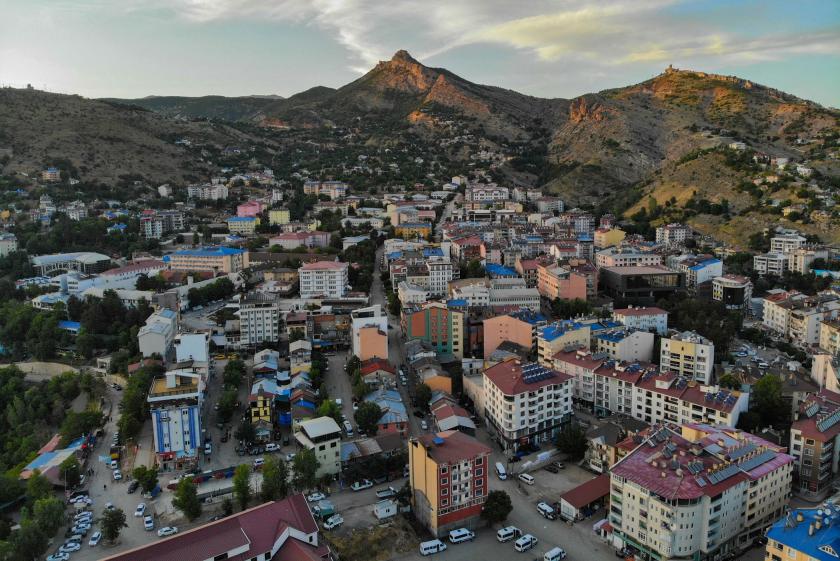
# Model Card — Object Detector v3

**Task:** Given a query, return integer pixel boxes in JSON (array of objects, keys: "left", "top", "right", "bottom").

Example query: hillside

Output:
[
  {"left": 0, "top": 88, "right": 262, "bottom": 184},
  {"left": 102, "top": 95, "right": 281, "bottom": 121}
]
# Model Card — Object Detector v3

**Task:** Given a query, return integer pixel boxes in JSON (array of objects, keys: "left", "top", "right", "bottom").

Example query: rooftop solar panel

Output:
[{"left": 737, "top": 450, "right": 777, "bottom": 472}]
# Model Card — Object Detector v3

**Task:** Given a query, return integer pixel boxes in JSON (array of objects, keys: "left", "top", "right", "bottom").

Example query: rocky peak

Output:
[{"left": 391, "top": 50, "right": 419, "bottom": 64}]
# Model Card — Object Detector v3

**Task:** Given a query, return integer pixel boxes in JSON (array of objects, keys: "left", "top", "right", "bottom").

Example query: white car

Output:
[
  {"left": 59, "top": 542, "right": 81, "bottom": 553},
  {"left": 265, "top": 443, "right": 280, "bottom": 452},
  {"left": 113, "top": 469, "right": 123, "bottom": 481},
  {"left": 157, "top": 526, "right": 178, "bottom": 537},
  {"left": 323, "top": 514, "right": 344, "bottom": 530},
  {"left": 420, "top": 420, "right": 428, "bottom": 430},
  {"left": 105, "top": 502, "right": 115, "bottom": 510},
  {"left": 143, "top": 515, "right": 154, "bottom": 531},
  {"left": 253, "top": 457, "right": 265, "bottom": 468},
  {"left": 351, "top": 479, "right": 373, "bottom": 491},
  {"left": 307, "top": 492, "right": 326, "bottom": 502},
  {"left": 110, "top": 459, "right": 119, "bottom": 469},
  {"left": 285, "top": 453, "right": 296, "bottom": 462},
  {"left": 88, "top": 532, "right": 102, "bottom": 547},
  {"left": 46, "top": 554, "right": 70, "bottom": 561},
  {"left": 134, "top": 503, "right": 146, "bottom": 517}
]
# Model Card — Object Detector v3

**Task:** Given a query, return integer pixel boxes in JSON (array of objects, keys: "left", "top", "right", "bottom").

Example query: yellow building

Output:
[
  {"left": 536, "top": 321, "right": 591, "bottom": 366},
  {"left": 268, "top": 209, "right": 290, "bottom": 225},
  {"left": 167, "top": 246, "right": 249, "bottom": 274},
  {"left": 594, "top": 227, "right": 626, "bottom": 249},
  {"left": 249, "top": 391, "right": 273, "bottom": 424},
  {"left": 765, "top": 507, "right": 838, "bottom": 561},
  {"left": 395, "top": 222, "right": 432, "bottom": 240},
  {"left": 820, "top": 319, "right": 840, "bottom": 356},
  {"left": 227, "top": 216, "right": 259, "bottom": 235}
]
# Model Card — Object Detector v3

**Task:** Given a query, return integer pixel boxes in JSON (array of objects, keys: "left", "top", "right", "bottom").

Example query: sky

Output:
[{"left": 1, "top": 0, "right": 839, "bottom": 107}]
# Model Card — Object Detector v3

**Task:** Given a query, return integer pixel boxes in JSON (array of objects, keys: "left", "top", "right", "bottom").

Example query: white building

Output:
[
  {"left": 788, "top": 246, "right": 829, "bottom": 274},
  {"left": 672, "top": 256, "right": 723, "bottom": 288},
  {"left": 238, "top": 294, "right": 281, "bottom": 347},
  {"left": 0, "top": 233, "right": 18, "bottom": 257},
  {"left": 770, "top": 232, "right": 807, "bottom": 254},
  {"left": 612, "top": 307, "right": 668, "bottom": 335},
  {"left": 655, "top": 223, "right": 691, "bottom": 246},
  {"left": 763, "top": 290, "right": 840, "bottom": 347},
  {"left": 397, "top": 282, "right": 429, "bottom": 305},
  {"left": 294, "top": 417, "right": 342, "bottom": 477},
  {"left": 148, "top": 368, "right": 204, "bottom": 470},
  {"left": 610, "top": 424, "right": 793, "bottom": 559},
  {"left": 488, "top": 287, "right": 541, "bottom": 311},
  {"left": 712, "top": 275, "right": 753, "bottom": 310},
  {"left": 175, "top": 332, "right": 210, "bottom": 373},
  {"left": 482, "top": 360, "right": 573, "bottom": 451},
  {"left": 753, "top": 252, "right": 788, "bottom": 276},
  {"left": 593, "top": 329, "right": 655, "bottom": 363},
  {"left": 660, "top": 331, "right": 715, "bottom": 384},
  {"left": 595, "top": 247, "right": 663, "bottom": 269},
  {"left": 298, "top": 261, "right": 349, "bottom": 299},
  {"left": 426, "top": 258, "right": 454, "bottom": 298},
  {"left": 465, "top": 185, "right": 509, "bottom": 202},
  {"left": 187, "top": 183, "right": 228, "bottom": 200},
  {"left": 138, "top": 308, "right": 178, "bottom": 358}
]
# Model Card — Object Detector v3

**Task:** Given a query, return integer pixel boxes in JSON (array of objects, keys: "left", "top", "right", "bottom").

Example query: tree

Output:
[
  {"left": 173, "top": 477, "right": 202, "bottom": 521},
  {"left": 218, "top": 387, "right": 238, "bottom": 423},
  {"left": 555, "top": 423, "right": 588, "bottom": 459},
  {"left": 26, "top": 470, "right": 51, "bottom": 503},
  {"left": 233, "top": 464, "right": 252, "bottom": 511},
  {"left": 59, "top": 455, "right": 81, "bottom": 489},
  {"left": 289, "top": 328, "right": 306, "bottom": 343},
  {"left": 316, "top": 399, "right": 343, "bottom": 425},
  {"left": 235, "top": 421, "right": 256, "bottom": 444},
  {"left": 261, "top": 456, "right": 290, "bottom": 502},
  {"left": 101, "top": 507, "right": 128, "bottom": 543},
  {"left": 481, "top": 490, "right": 513, "bottom": 524},
  {"left": 223, "top": 359, "right": 246, "bottom": 388},
  {"left": 718, "top": 373, "right": 740, "bottom": 390},
  {"left": 132, "top": 465, "right": 159, "bottom": 493},
  {"left": 354, "top": 402, "right": 383, "bottom": 436},
  {"left": 292, "top": 448, "right": 320, "bottom": 491},
  {"left": 222, "top": 497, "right": 234, "bottom": 516},
  {"left": 753, "top": 374, "right": 785, "bottom": 427},
  {"left": 415, "top": 383, "right": 432, "bottom": 411},
  {"left": 344, "top": 355, "right": 361, "bottom": 377},
  {"left": 32, "top": 497, "right": 65, "bottom": 536}
]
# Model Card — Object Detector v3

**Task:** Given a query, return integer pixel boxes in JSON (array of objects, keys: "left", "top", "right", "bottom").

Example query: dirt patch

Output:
[{"left": 326, "top": 516, "right": 419, "bottom": 561}]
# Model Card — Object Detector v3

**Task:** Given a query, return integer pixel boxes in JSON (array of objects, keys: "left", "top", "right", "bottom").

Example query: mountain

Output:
[
  {"left": 103, "top": 94, "right": 282, "bottom": 121},
  {"left": 0, "top": 88, "right": 264, "bottom": 184}
]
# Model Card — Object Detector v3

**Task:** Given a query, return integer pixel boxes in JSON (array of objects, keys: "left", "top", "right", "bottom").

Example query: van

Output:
[
  {"left": 343, "top": 421, "right": 354, "bottom": 436},
  {"left": 537, "top": 501, "right": 557, "bottom": 520},
  {"left": 253, "top": 457, "right": 265, "bottom": 469},
  {"left": 514, "top": 534, "right": 538, "bottom": 552},
  {"left": 496, "top": 526, "right": 522, "bottom": 543},
  {"left": 545, "top": 546, "right": 567, "bottom": 561},
  {"left": 419, "top": 539, "right": 447, "bottom": 556},
  {"left": 448, "top": 528, "right": 475, "bottom": 544},
  {"left": 495, "top": 462, "right": 507, "bottom": 480},
  {"left": 518, "top": 473, "right": 535, "bottom": 485}
]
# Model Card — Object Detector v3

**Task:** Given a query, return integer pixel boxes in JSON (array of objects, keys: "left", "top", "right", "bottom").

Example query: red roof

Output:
[
  {"left": 300, "top": 261, "right": 347, "bottom": 271},
  {"left": 792, "top": 389, "right": 840, "bottom": 441},
  {"left": 360, "top": 358, "right": 395, "bottom": 375},
  {"left": 416, "top": 430, "right": 491, "bottom": 464},
  {"left": 101, "top": 495, "right": 323, "bottom": 561},
  {"left": 613, "top": 307, "right": 668, "bottom": 316},
  {"left": 560, "top": 474, "right": 610, "bottom": 508},
  {"left": 483, "top": 359, "right": 572, "bottom": 395}
]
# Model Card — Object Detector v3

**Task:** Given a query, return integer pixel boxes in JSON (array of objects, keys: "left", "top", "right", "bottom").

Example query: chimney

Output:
[
  {"left": 797, "top": 512, "right": 804, "bottom": 522},
  {"left": 809, "top": 523, "right": 815, "bottom": 536}
]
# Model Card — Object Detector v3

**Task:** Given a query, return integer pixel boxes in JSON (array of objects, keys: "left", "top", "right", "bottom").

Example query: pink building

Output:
[
  {"left": 483, "top": 313, "right": 537, "bottom": 358},
  {"left": 237, "top": 201, "right": 265, "bottom": 218},
  {"left": 537, "top": 264, "right": 588, "bottom": 301}
]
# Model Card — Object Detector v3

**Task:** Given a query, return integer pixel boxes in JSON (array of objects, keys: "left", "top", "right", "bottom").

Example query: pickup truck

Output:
[{"left": 376, "top": 486, "right": 397, "bottom": 499}]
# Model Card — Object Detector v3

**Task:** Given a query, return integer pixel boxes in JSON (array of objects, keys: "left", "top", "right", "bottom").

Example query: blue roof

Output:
[
  {"left": 486, "top": 263, "right": 517, "bottom": 277},
  {"left": 386, "top": 251, "right": 403, "bottom": 261},
  {"left": 767, "top": 507, "right": 840, "bottom": 561},
  {"left": 159, "top": 309, "right": 177, "bottom": 319},
  {"left": 511, "top": 310, "right": 546, "bottom": 325},
  {"left": 399, "top": 222, "right": 431, "bottom": 228},
  {"left": 595, "top": 330, "right": 630, "bottom": 343},
  {"left": 423, "top": 248, "right": 444, "bottom": 258},
  {"left": 172, "top": 246, "right": 245, "bottom": 257},
  {"left": 58, "top": 320, "right": 81, "bottom": 332},
  {"left": 228, "top": 216, "right": 256, "bottom": 222},
  {"left": 577, "top": 235, "right": 593, "bottom": 241},
  {"left": 446, "top": 299, "right": 468, "bottom": 308},
  {"left": 589, "top": 320, "right": 623, "bottom": 333},
  {"left": 689, "top": 258, "right": 721, "bottom": 271},
  {"left": 540, "top": 321, "right": 586, "bottom": 341}
]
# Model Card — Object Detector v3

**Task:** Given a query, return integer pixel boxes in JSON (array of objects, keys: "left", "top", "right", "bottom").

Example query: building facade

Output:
[{"left": 298, "top": 261, "right": 349, "bottom": 299}]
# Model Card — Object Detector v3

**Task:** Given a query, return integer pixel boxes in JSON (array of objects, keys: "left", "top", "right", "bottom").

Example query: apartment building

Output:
[
  {"left": 819, "top": 319, "right": 840, "bottom": 356},
  {"left": 482, "top": 360, "right": 573, "bottom": 451},
  {"left": 166, "top": 246, "right": 249, "bottom": 274},
  {"left": 765, "top": 506, "right": 840, "bottom": 561},
  {"left": 753, "top": 252, "right": 788, "bottom": 276},
  {"left": 600, "top": 266, "right": 685, "bottom": 305},
  {"left": 427, "top": 258, "right": 454, "bottom": 297},
  {"left": 227, "top": 216, "right": 259, "bottom": 236},
  {"left": 408, "top": 431, "right": 491, "bottom": 537},
  {"left": 610, "top": 423, "right": 793, "bottom": 560},
  {"left": 712, "top": 275, "right": 753, "bottom": 310},
  {"left": 632, "top": 371, "right": 748, "bottom": 427},
  {"left": 141, "top": 210, "right": 185, "bottom": 240},
  {"left": 298, "top": 261, "right": 349, "bottom": 298},
  {"left": 612, "top": 306, "right": 669, "bottom": 335},
  {"left": 660, "top": 331, "right": 715, "bottom": 384},
  {"left": 672, "top": 256, "right": 723, "bottom": 289},
  {"left": 295, "top": 417, "right": 342, "bottom": 477},
  {"left": 655, "top": 223, "right": 692, "bottom": 246},
  {"left": 465, "top": 185, "right": 509, "bottom": 202},
  {"left": 397, "top": 281, "right": 429, "bottom": 305},
  {"left": 763, "top": 290, "right": 840, "bottom": 348},
  {"left": 303, "top": 180, "right": 348, "bottom": 200},
  {"left": 771, "top": 232, "right": 807, "bottom": 254},
  {"left": 239, "top": 293, "right": 281, "bottom": 346},
  {"left": 552, "top": 348, "right": 610, "bottom": 408},
  {"left": 595, "top": 247, "right": 664, "bottom": 269},
  {"left": 268, "top": 208, "right": 291, "bottom": 225},
  {"left": 138, "top": 308, "right": 178, "bottom": 358},
  {"left": 148, "top": 368, "right": 203, "bottom": 471},
  {"left": 594, "top": 227, "right": 626, "bottom": 249},
  {"left": 789, "top": 389, "right": 840, "bottom": 500},
  {"left": 788, "top": 246, "right": 829, "bottom": 274},
  {"left": 187, "top": 183, "right": 228, "bottom": 200},
  {"left": 403, "top": 301, "right": 465, "bottom": 360},
  {"left": 0, "top": 233, "right": 17, "bottom": 257},
  {"left": 537, "top": 263, "right": 588, "bottom": 301},
  {"left": 270, "top": 231, "right": 330, "bottom": 250},
  {"left": 351, "top": 304, "right": 389, "bottom": 361},
  {"left": 483, "top": 310, "right": 547, "bottom": 358},
  {"left": 537, "top": 320, "right": 592, "bottom": 366},
  {"left": 594, "top": 328, "right": 655, "bottom": 363}
]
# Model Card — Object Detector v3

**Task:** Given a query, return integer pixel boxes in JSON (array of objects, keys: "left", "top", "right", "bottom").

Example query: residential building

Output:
[
  {"left": 100, "top": 495, "right": 330, "bottom": 561},
  {"left": 482, "top": 360, "right": 573, "bottom": 451},
  {"left": 612, "top": 306, "right": 669, "bottom": 335},
  {"left": 594, "top": 227, "right": 626, "bottom": 249},
  {"left": 186, "top": 183, "right": 228, "bottom": 200},
  {"left": 426, "top": 258, "right": 454, "bottom": 297},
  {"left": 289, "top": 340, "right": 312, "bottom": 375},
  {"left": 483, "top": 311, "right": 546, "bottom": 358},
  {"left": 465, "top": 185, "right": 509, "bottom": 202},
  {"left": 596, "top": 247, "right": 664, "bottom": 269},
  {"left": 268, "top": 208, "right": 291, "bottom": 225},
  {"left": 765, "top": 506, "right": 840, "bottom": 561},
  {"left": 295, "top": 417, "right": 342, "bottom": 477},
  {"left": 175, "top": 332, "right": 210, "bottom": 374},
  {"left": 610, "top": 423, "right": 793, "bottom": 559},
  {"left": 753, "top": 252, "right": 788, "bottom": 276},
  {"left": 351, "top": 305, "right": 389, "bottom": 361},
  {"left": 31, "top": 252, "right": 112, "bottom": 275},
  {"left": 166, "top": 246, "right": 249, "bottom": 274},
  {"left": 632, "top": 371, "right": 748, "bottom": 427},
  {"left": 594, "top": 329, "right": 655, "bottom": 363},
  {"left": 672, "top": 256, "right": 723, "bottom": 289},
  {"left": 655, "top": 223, "right": 692, "bottom": 246},
  {"left": 82, "top": 287, "right": 153, "bottom": 308},
  {"left": 789, "top": 389, "right": 840, "bottom": 500},
  {"left": 269, "top": 231, "right": 330, "bottom": 250},
  {"left": 584, "top": 416, "right": 648, "bottom": 473},
  {"left": 364, "top": 389, "right": 408, "bottom": 438},
  {"left": 236, "top": 200, "right": 264, "bottom": 218},
  {"left": 239, "top": 293, "right": 281, "bottom": 346},
  {"left": 397, "top": 282, "right": 429, "bottom": 305},
  {"left": 141, "top": 210, "right": 185, "bottom": 240},
  {"left": 227, "top": 216, "right": 259, "bottom": 236},
  {"left": 360, "top": 358, "right": 396, "bottom": 387},
  {"left": 408, "top": 430, "right": 491, "bottom": 537},
  {"left": 660, "top": 331, "right": 715, "bottom": 384},
  {"left": 600, "top": 266, "right": 685, "bottom": 305},
  {"left": 537, "top": 320, "right": 592, "bottom": 366},
  {"left": 138, "top": 308, "right": 178, "bottom": 358},
  {"left": 395, "top": 222, "right": 432, "bottom": 240},
  {"left": 403, "top": 301, "right": 464, "bottom": 360},
  {"left": 537, "top": 264, "right": 588, "bottom": 301},
  {"left": 771, "top": 232, "right": 807, "bottom": 254},
  {"left": 712, "top": 275, "right": 753, "bottom": 310},
  {"left": 148, "top": 368, "right": 203, "bottom": 471},
  {"left": 41, "top": 167, "right": 61, "bottom": 182},
  {"left": 763, "top": 291, "right": 840, "bottom": 347},
  {"left": 789, "top": 246, "right": 830, "bottom": 274},
  {"left": 0, "top": 233, "right": 18, "bottom": 257},
  {"left": 298, "top": 261, "right": 349, "bottom": 298},
  {"left": 303, "top": 180, "right": 347, "bottom": 200}
]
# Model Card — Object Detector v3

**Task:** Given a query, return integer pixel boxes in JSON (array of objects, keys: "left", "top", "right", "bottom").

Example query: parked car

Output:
[
  {"left": 266, "top": 443, "right": 280, "bottom": 452},
  {"left": 134, "top": 503, "right": 146, "bottom": 517},
  {"left": 323, "top": 514, "right": 344, "bottom": 530},
  {"left": 307, "top": 492, "right": 326, "bottom": 502},
  {"left": 544, "top": 464, "right": 559, "bottom": 474},
  {"left": 285, "top": 453, "right": 296, "bottom": 462},
  {"left": 113, "top": 469, "right": 123, "bottom": 481},
  {"left": 376, "top": 486, "right": 397, "bottom": 499},
  {"left": 420, "top": 420, "right": 428, "bottom": 430},
  {"left": 253, "top": 457, "right": 265, "bottom": 469},
  {"left": 143, "top": 515, "right": 154, "bottom": 531},
  {"left": 88, "top": 532, "right": 102, "bottom": 547},
  {"left": 47, "top": 554, "right": 70, "bottom": 561},
  {"left": 513, "top": 534, "right": 538, "bottom": 552},
  {"left": 59, "top": 542, "right": 81, "bottom": 553},
  {"left": 157, "top": 526, "right": 178, "bottom": 537},
  {"left": 128, "top": 480, "right": 140, "bottom": 494},
  {"left": 351, "top": 479, "right": 373, "bottom": 491}
]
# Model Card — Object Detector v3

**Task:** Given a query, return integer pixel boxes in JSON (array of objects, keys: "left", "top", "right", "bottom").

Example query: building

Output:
[
  {"left": 227, "top": 216, "right": 259, "bottom": 236},
  {"left": 754, "top": 252, "right": 788, "bottom": 276},
  {"left": 763, "top": 291, "right": 840, "bottom": 348},
  {"left": 660, "top": 331, "right": 715, "bottom": 384},
  {"left": 31, "top": 252, "right": 112, "bottom": 275},
  {"left": 239, "top": 294, "right": 281, "bottom": 347},
  {"left": 268, "top": 208, "right": 291, "bottom": 225},
  {"left": 138, "top": 308, "right": 178, "bottom": 358},
  {"left": 175, "top": 332, "right": 210, "bottom": 374},
  {"left": 537, "top": 264, "right": 588, "bottom": 301},
  {"left": 712, "top": 275, "right": 753, "bottom": 310},
  {"left": 674, "top": 256, "right": 723, "bottom": 289},
  {"left": 0, "top": 233, "right": 18, "bottom": 257},
  {"left": 403, "top": 301, "right": 465, "bottom": 360},
  {"left": 789, "top": 389, "right": 840, "bottom": 500},
  {"left": 41, "top": 166, "right": 61, "bottom": 182},
  {"left": 483, "top": 311, "right": 546, "bottom": 358},
  {"left": 596, "top": 247, "right": 664, "bottom": 269},
  {"left": 166, "top": 246, "right": 249, "bottom": 274},
  {"left": 364, "top": 389, "right": 408, "bottom": 438},
  {"left": 408, "top": 430, "right": 491, "bottom": 537},
  {"left": 482, "top": 360, "right": 573, "bottom": 451},
  {"left": 99, "top": 495, "right": 331, "bottom": 561},
  {"left": 82, "top": 287, "right": 153, "bottom": 309},
  {"left": 600, "top": 266, "right": 685, "bottom": 305},
  {"left": 303, "top": 180, "right": 348, "bottom": 200},
  {"left": 594, "top": 227, "right": 626, "bottom": 249},
  {"left": 269, "top": 231, "right": 330, "bottom": 250},
  {"left": 351, "top": 305, "right": 389, "bottom": 361},
  {"left": 236, "top": 200, "right": 264, "bottom": 218},
  {"left": 295, "top": 417, "right": 342, "bottom": 477},
  {"left": 612, "top": 306, "right": 669, "bottom": 335},
  {"left": 765, "top": 505, "right": 840, "bottom": 561},
  {"left": 187, "top": 183, "right": 228, "bottom": 200},
  {"left": 141, "top": 210, "right": 185, "bottom": 240},
  {"left": 632, "top": 371, "right": 748, "bottom": 427},
  {"left": 465, "top": 185, "right": 509, "bottom": 202},
  {"left": 395, "top": 222, "right": 432, "bottom": 240},
  {"left": 148, "top": 368, "right": 203, "bottom": 471},
  {"left": 298, "top": 261, "right": 349, "bottom": 299},
  {"left": 771, "top": 232, "right": 807, "bottom": 254},
  {"left": 594, "top": 329, "right": 655, "bottom": 363},
  {"left": 426, "top": 258, "right": 454, "bottom": 298},
  {"left": 655, "top": 223, "right": 692, "bottom": 246},
  {"left": 789, "top": 246, "right": 829, "bottom": 274},
  {"left": 397, "top": 282, "right": 429, "bottom": 305},
  {"left": 610, "top": 423, "right": 793, "bottom": 560},
  {"left": 537, "top": 320, "right": 592, "bottom": 365}
]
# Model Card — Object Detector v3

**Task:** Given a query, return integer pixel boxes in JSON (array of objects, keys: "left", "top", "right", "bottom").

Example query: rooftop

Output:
[
  {"left": 415, "top": 430, "right": 491, "bottom": 464},
  {"left": 172, "top": 246, "right": 246, "bottom": 257},
  {"left": 300, "top": 261, "right": 348, "bottom": 271},
  {"left": 767, "top": 506, "right": 840, "bottom": 561},
  {"left": 299, "top": 416, "right": 342, "bottom": 439},
  {"left": 483, "top": 359, "right": 572, "bottom": 395},
  {"left": 613, "top": 306, "right": 668, "bottom": 317}
]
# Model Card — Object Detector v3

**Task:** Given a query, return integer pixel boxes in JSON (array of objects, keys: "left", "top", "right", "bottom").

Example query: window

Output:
[{"left": 441, "top": 488, "right": 448, "bottom": 496}]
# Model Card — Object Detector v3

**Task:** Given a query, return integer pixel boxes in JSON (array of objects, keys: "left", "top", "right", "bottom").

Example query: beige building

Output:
[
  {"left": 660, "top": 331, "right": 715, "bottom": 384},
  {"left": 294, "top": 417, "right": 342, "bottom": 477},
  {"left": 268, "top": 208, "right": 291, "bottom": 225},
  {"left": 167, "top": 246, "right": 249, "bottom": 274}
]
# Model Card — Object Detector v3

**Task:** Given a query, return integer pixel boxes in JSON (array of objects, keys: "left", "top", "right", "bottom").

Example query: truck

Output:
[
  {"left": 376, "top": 486, "right": 397, "bottom": 499},
  {"left": 311, "top": 500, "right": 335, "bottom": 520}
]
